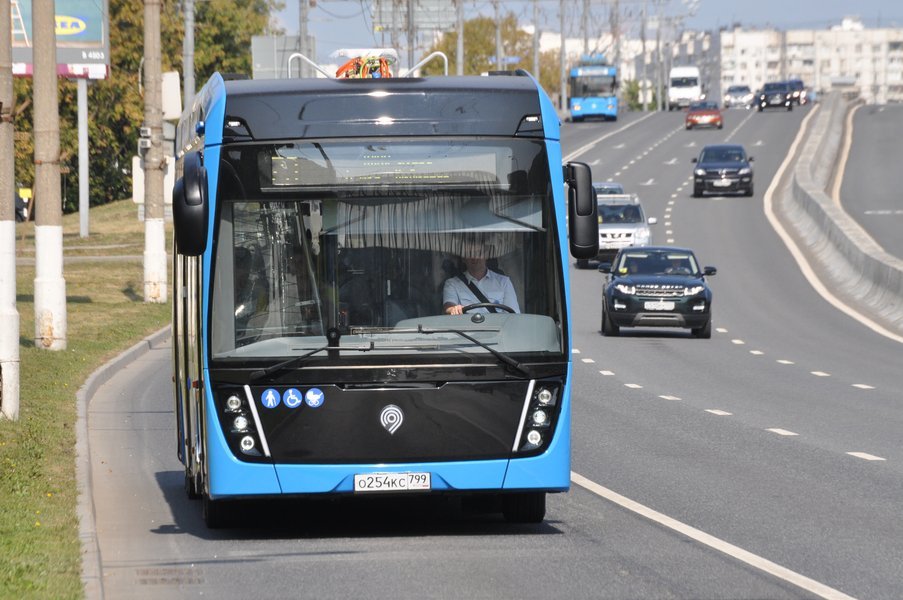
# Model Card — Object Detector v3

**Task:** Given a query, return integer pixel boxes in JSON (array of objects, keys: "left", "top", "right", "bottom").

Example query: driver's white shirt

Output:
[{"left": 443, "top": 269, "right": 520, "bottom": 313}]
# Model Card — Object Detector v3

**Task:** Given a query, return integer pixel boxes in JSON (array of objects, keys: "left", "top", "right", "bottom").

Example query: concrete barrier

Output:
[{"left": 777, "top": 92, "right": 903, "bottom": 336}]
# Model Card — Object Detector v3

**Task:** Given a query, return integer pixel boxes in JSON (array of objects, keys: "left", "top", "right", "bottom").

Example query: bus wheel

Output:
[
  {"left": 502, "top": 492, "right": 546, "bottom": 523},
  {"left": 203, "top": 495, "right": 234, "bottom": 529}
]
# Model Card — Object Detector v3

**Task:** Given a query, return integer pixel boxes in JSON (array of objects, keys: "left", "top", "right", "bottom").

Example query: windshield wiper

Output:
[
  {"left": 248, "top": 344, "right": 333, "bottom": 382},
  {"left": 413, "top": 325, "right": 532, "bottom": 378}
]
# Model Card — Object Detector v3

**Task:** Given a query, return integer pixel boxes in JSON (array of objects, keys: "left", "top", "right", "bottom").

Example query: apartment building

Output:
[{"left": 720, "top": 17, "right": 903, "bottom": 104}]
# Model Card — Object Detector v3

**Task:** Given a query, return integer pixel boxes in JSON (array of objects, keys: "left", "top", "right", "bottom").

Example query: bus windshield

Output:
[
  {"left": 570, "top": 75, "right": 616, "bottom": 96},
  {"left": 209, "top": 138, "right": 564, "bottom": 362}
]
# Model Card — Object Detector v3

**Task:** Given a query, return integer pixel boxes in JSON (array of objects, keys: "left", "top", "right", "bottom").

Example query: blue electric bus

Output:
[
  {"left": 171, "top": 60, "right": 599, "bottom": 527},
  {"left": 569, "top": 54, "right": 619, "bottom": 122}
]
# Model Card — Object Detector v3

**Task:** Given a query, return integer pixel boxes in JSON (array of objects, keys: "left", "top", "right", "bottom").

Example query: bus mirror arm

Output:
[
  {"left": 173, "top": 150, "right": 209, "bottom": 257},
  {"left": 564, "top": 162, "right": 599, "bottom": 260}
]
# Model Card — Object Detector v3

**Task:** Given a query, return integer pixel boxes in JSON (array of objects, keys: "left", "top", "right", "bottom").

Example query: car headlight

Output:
[
  {"left": 634, "top": 229, "right": 651, "bottom": 244},
  {"left": 738, "top": 167, "right": 751, "bottom": 175},
  {"left": 684, "top": 285, "right": 705, "bottom": 296},
  {"left": 694, "top": 168, "right": 706, "bottom": 177},
  {"left": 614, "top": 283, "right": 636, "bottom": 295}
]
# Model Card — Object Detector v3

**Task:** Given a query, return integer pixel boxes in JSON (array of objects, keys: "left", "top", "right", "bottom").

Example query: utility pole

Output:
[
  {"left": 33, "top": 0, "right": 67, "bottom": 350},
  {"left": 406, "top": 0, "right": 415, "bottom": 71},
  {"left": 641, "top": 0, "right": 648, "bottom": 110},
  {"left": 183, "top": 0, "right": 195, "bottom": 107},
  {"left": 494, "top": 1, "right": 503, "bottom": 70},
  {"left": 559, "top": 0, "right": 566, "bottom": 111},
  {"left": 533, "top": 0, "right": 540, "bottom": 78},
  {"left": 582, "top": 0, "right": 589, "bottom": 55},
  {"left": 299, "top": 0, "right": 309, "bottom": 76},
  {"left": 143, "top": 0, "right": 167, "bottom": 303},
  {"left": 456, "top": 0, "right": 464, "bottom": 75},
  {"left": 1, "top": 0, "right": 20, "bottom": 419}
]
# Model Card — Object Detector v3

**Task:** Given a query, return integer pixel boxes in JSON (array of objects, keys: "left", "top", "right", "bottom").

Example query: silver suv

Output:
[{"left": 576, "top": 184, "right": 657, "bottom": 268}]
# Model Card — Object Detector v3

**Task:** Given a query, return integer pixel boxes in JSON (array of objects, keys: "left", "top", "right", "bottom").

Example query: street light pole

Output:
[{"left": 143, "top": 0, "right": 167, "bottom": 304}]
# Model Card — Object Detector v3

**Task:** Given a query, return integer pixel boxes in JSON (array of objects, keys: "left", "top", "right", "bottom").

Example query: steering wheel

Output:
[{"left": 461, "top": 303, "right": 516, "bottom": 314}]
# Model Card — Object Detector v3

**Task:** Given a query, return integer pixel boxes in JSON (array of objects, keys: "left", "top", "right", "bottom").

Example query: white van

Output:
[{"left": 668, "top": 66, "right": 703, "bottom": 111}]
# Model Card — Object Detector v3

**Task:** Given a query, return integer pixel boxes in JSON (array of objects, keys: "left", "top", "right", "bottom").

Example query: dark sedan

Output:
[
  {"left": 600, "top": 246, "right": 716, "bottom": 338},
  {"left": 692, "top": 143, "right": 754, "bottom": 197},
  {"left": 757, "top": 81, "right": 793, "bottom": 111}
]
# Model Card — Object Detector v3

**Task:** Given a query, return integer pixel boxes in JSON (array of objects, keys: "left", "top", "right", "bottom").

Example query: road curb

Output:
[{"left": 76, "top": 325, "right": 172, "bottom": 600}]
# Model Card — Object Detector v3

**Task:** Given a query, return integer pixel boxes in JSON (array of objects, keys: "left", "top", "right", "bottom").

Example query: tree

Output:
[
  {"left": 12, "top": 0, "right": 281, "bottom": 213},
  {"left": 420, "top": 14, "right": 561, "bottom": 99}
]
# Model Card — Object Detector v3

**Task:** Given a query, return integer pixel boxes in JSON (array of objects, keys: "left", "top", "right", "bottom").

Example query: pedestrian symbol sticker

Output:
[
  {"left": 305, "top": 388, "right": 324, "bottom": 408},
  {"left": 283, "top": 388, "right": 303, "bottom": 409},
  {"left": 261, "top": 388, "right": 281, "bottom": 409}
]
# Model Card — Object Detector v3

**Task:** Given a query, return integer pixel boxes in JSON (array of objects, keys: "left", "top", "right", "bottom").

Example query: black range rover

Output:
[{"left": 600, "top": 246, "right": 716, "bottom": 338}]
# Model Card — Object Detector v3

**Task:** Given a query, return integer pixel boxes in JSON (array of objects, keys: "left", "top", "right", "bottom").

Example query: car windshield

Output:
[
  {"left": 763, "top": 83, "right": 786, "bottom": 92},
  {"left": 699, "top": 147, "right": 746, "bottom": 163},
  {"left": 689, "top": 102, "right": 717, "bottom": 111},
  {"left": 615, "top": 250, "right": 700, "bottom": 276},
  {"left": 728, "top": 86, "right": 750, "bottom": 94},
  {"left": 599, "top": 203, "right": 644, "bottom": 224}
]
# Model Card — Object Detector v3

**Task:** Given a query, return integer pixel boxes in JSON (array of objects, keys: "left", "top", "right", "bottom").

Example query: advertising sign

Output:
[{"left": 9, "top": 0, "right": 110, "bottom": 79}]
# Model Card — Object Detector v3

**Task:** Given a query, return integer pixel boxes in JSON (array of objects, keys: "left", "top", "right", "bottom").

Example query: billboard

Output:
[{"left": 9, "top": 0, "right": 110, "bottom": 79}]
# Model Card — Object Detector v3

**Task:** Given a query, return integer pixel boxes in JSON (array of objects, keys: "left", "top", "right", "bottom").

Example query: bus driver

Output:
[{"left": 443, "top": 243, "right": 520, "bottom": 315}]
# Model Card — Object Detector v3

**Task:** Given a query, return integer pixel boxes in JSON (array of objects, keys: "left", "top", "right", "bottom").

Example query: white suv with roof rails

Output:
[{"left": 576, "top": 183, "right": 657, "bottom": 268}]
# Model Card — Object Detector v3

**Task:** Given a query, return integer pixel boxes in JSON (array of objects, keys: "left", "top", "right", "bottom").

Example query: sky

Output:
[{"left": 275, "top": 0, "right": 903, "bottom": 66}]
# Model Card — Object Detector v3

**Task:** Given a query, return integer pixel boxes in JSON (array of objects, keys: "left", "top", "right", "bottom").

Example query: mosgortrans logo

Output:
[{"left": 56, "top": 16, "right": 87, "bottom": 36}]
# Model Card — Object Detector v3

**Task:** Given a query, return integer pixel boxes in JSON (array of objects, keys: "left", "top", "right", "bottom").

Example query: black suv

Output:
[
  {"left": 692, "top": 143, "right": 754, "bottom": 197},
  {"left": 600, "top": 246, "right": 716, "bottom": 338},
  {"left": 757, "top": 82, "right": 793, "bottom": 111}
]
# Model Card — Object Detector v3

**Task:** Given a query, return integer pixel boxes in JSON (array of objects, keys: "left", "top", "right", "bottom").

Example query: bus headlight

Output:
[
  {"left": 240, "top": 436, "right": 255, "bottom": 451},
  {"left": 526, "top": 430, "right": 542, "bottom": 446},
  {"left": 233, "top": 416, "right": 249, "bottom": 431},
  {"left": 532, "top": 410, "right": 548, "bottom": 426},
  {"left": 226, "top": 395, "right": 242, "bottom": 412},
  {"left": 537, "top": 388, "right": 553, "bottom": 405}
]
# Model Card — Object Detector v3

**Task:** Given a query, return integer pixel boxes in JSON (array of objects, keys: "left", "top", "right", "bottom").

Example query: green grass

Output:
[{"left": 1, "top": 201, "right": 172, "bottom": 599}]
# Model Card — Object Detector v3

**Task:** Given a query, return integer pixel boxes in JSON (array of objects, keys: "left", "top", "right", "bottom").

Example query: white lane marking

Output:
[
  {"left": 563, "top": 113, "right": 659, "bottom": 161},
  {"left": 581, "top": 358, "right": 595, "bottom": 364},
  {"left": 671, "top": 193, "right": 678, "bottom": 198},
  {"left": 847, "top": 452, "right": 886, "bottom": 461},
  {"left": 731, "top": 339, "right": 746, "bottom": 345},
  {"left": 665, "top": 221, "right": 672, "bottom": 226},
  {"left": 572, "top": 348, "right": 581, "bottom": 353},
  {"left": 588, "top": 159, "right": 601, "bottom": 166},
  {"left": 716, "top": 327, "right": 728, "bottom": 333},
  {"left": 750, "top": 350, "right": 764, "bottom": 355},
  {"left": 614, "top": 143, "right": 626, "bottom": 149},
  {"left": 762, "top": 106, "right": 903, "bottom": 344},
  {"left": 722, "top": 109, "right": 756, "bottom": 141},
  {"left": 831, "top": 103, "right": 861, "bottom": 208},
  {"left": 777, "top": 359, "right": 795, "bottom": 365},
  {"left": 706, "top": 409, "right": 732, "bottom": 416},
  {"left": 811, "top": 371, "right": 830, "bottom": 377},
  {"left": 665, "top": 157, "right": 678, "bottom": 165},
  {"left": 615, "top": 171, "right": 622, "bottom": 176},
  {"left": 624, "top": 383, "right": 643, "bottom": 389},
  {"left": 766, "top": 428, "right": 799, "bottom": 436},
  {"left": 666, "top": 230, "right": 674, "bottom": 235},
  {"left": 667, "top": 200, "right": 675, "bottom": 205},
  {"left": 852, "top": 383, "right": 875, "bottom": 390},
  {"left": 571, "top": 472, "right": 858, "bottom": 600},
  {"left": 640, "top": 178, "right": 656, "bottom": 186},
  {"left": 667, "top": 238, "right": 675, "bottom": 243},
  {"left": 599, "top": 370, "right": 615, "bottom": 376},
  {"left": 659, "top": 395, "right": 681, "bottom": 401}
]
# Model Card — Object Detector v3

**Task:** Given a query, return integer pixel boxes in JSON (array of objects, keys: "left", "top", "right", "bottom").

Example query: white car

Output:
[{"left": 576, "top": 185, "right": 657, "bottom": 268}]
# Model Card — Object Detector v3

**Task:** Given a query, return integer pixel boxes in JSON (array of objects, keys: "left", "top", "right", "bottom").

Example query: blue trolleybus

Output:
[
  {"left": 569, "top": 54, "right": 619, "bottom": 122},
  {"left": 171, "top": 60, "right": 599, "bottom": 527}
]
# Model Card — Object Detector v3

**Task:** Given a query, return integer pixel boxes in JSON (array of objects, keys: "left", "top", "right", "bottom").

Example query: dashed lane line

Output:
[
  {"left": 766, "top": 428, "right": 799, "bottom": 436},
  {"left": 570, "top": 472, "right": 858, "bottom": 600},
  {"left": 847, "top": 452, "right": 886, "bottom": 462},
  {"left": 705, "top": 409, "right": 732, "bottom": 416}
]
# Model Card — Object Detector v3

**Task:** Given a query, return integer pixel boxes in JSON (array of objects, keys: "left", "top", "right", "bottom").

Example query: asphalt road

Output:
[
  {"left": 89, "top": 105, "right": 902, "bottom": 599},
  {"left": 840, "top": 103, "right": 903, "bottom": 260}
]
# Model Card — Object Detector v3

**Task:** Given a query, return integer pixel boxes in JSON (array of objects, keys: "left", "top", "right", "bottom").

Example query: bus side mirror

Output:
[
  {"left": 564, "top": 162, "right": 599, "bottom": 260},
  {"left": 172, "top": 150, "right": 209, "bottom": 257}
]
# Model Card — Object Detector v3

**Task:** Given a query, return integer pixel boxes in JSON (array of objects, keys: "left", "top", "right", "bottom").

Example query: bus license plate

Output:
[
  {"left": 354, "top": 472, "right": 431, "bottom": 493},
  {"left": 644, "top": 301, "right": 675, "bottom": 311}
]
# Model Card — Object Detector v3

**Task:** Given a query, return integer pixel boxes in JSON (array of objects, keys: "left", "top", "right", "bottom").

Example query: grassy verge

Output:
[{"left": 1, "top": 200, "right": 172, "bottom": 598}]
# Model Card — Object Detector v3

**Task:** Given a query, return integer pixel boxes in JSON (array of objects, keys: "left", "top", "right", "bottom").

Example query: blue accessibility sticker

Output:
[
  {"left": 260, "top": 388, "right": 281, "bottom": 409},
  {"left": 283, "top": 388, "right": 303, "bottom": 409},
  {"left": 305, "top": 388, "right": 325, "bottom": 408}
]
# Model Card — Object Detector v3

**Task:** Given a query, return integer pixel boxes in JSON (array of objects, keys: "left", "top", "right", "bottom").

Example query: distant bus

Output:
[
  {"left": 171, "top": 60, "right": 599, "bottom": 527},
  {"left": 569, "top": 54, "right": 618, "bottom": 122}
]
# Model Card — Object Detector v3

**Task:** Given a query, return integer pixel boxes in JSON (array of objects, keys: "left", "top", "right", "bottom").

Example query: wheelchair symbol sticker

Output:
[
  {"left": 305, "top": 388, "right": 324, "bottom": 408},
  {"left": 261, "top": 388, "right": 281, "bottom": 409},
  {"left": 283, "top": 388, "right": 303, "bottom": 409}
]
